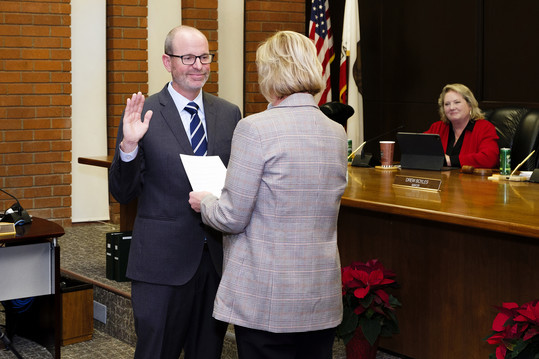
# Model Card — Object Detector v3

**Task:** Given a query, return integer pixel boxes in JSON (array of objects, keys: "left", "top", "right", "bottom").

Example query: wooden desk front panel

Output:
[
  {"left": 338, "top": 167, "right": 539, "bottom": 359},
  {"left": 338, "top": 208, "right": 539, "bottom": 359}
]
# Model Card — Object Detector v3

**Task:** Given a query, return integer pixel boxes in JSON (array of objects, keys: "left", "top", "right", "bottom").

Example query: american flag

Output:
[{"left": 309, "top": 0, "right": 334, "bottom": 106}]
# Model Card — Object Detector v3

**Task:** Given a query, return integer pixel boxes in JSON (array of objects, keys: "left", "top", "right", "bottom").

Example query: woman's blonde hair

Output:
[
  {"left": 256, "top": 31, "right": 324, "bottom": 103},
  {"left": 437, "top": 83, "right": 484, "bottom": 123}
]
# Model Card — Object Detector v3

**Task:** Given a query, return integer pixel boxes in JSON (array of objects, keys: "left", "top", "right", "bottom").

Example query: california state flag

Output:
[{"left": 339, "top": 0, "right": 363, "bottom": 148}]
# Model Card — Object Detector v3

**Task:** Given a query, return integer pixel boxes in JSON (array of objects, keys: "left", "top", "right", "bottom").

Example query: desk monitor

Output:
[{"left": 396, "top": 132, "right": 445, "bottom": 171}]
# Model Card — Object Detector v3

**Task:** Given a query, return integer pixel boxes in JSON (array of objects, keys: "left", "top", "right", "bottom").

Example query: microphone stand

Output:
[
  {"left": 347, "top": 141, "right": 367, "bottom": 161},
  {"left": 349, "top": 142, "right": 375, "bottom": 167},
  {"left": 0, "top": 328, "right": 24, "bottom": 359}
]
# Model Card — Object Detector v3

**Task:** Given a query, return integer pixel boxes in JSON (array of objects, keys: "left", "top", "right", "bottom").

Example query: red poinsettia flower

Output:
[
  {"left": 485, "top": 300, "right": 539, "bottom": 359},
  {"left": 496, "top": 344, "right": 507, "bottom": 359},
  {"left": 516, "top": 300, "right": 539, "bottom": 341},
  {"left": 486, "top": 332, "right": 505, "bottom": 345},
  {"left": 375, "top": 289, "right": 390, "bottom": 305},
  {"left": 337, "top": 259, "right": 401, "bottom": 347},
  {"left": 516, "top": 301, "right": 539, "bottom": 325},
  {"left": 492, "top": 302, "right": 519, "bottom": 332}
]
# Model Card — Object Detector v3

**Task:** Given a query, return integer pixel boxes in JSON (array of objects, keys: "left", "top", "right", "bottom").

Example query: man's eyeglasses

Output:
[{"left": 166, "top": 53, "right": 214, "bottom": 65}]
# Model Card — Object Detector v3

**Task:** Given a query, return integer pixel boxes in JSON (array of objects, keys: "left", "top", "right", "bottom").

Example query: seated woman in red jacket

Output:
[{"left": 425, "top": 83, "right": 499, "bottom": 168}]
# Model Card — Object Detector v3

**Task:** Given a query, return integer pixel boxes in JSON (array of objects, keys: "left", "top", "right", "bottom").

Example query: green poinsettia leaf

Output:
[
  {"left": 389, "top": 294, "right": 402, "bottom": 307},
  {"left": 386, "top": 311, "right": 399, "bottom": 331},
  {"left": 511, "top": 339, "right": 539, "bottom": 359},
  {"left": 343, "top": 293, "right": 355, "bottom": 307},
  {"left": 510, "top": 339, "right": 528, "bottom": 357},
  {"left": 360, "top": 294, "right": 374, "bottom": 309},
  {"left": 364, "top": 307, "right": 376, "bottom": 320},
  {"left": 336, "top": 305, "right": 359, "bottom": 345},
  {"left": 359, "top": 316, "right": 382, "bottom": 346},
  {"left": 380, "top": 316, "right": 399, "bottom": 337}
]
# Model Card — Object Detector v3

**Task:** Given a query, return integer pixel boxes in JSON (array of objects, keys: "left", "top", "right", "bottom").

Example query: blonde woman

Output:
[
  {"left": 189, "top": 31, "right": 348, "bottom": 359},
  {"left": 426, "top": 83, "right": 499, "bottom": 168}
]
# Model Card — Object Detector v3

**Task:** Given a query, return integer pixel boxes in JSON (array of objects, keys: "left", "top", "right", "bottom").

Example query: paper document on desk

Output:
[{"left": 180, "top": 154, "right": 227, "bottom": 198}]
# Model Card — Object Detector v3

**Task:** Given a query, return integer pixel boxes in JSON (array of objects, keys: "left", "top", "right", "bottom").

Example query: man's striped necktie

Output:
[{"left": 184, "top": 102, "right": 207, "bottom": 156}]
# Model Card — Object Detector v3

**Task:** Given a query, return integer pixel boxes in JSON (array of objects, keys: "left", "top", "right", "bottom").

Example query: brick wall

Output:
[
  {"left": 106, "top": 0, "right": 148, "bottom": 224},
  {"left": 244, "top": 0, "right": 306, "bottom": 116},
  {"left": 182, "top": 0, "right": 218, "bottom": 94},
  {"left": 0, "top": 0, "right": 306, "bottom": 226},
  {"left": 0, "top": 0, "right": 72, "bottom": 227}
]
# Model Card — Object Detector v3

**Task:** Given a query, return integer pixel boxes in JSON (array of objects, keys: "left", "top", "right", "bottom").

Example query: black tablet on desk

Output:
[{"left": 396, "top": 132, "right": 447, "bottom": 171}]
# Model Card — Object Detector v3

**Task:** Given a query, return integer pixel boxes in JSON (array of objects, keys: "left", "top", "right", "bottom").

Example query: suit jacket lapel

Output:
[
  {"left": 158, "top": 87, "right": 194, "bottom": 154},
  {"left": 203, "top": 92, "right": 217, "bottom": 156}
]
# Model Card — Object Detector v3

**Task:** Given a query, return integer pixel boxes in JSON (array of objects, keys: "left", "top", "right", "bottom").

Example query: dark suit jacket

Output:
[{"left": 109, "top": 85, "right": 242, "bottom": 286}]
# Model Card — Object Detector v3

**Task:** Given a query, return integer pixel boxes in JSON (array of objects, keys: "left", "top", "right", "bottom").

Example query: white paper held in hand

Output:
[{"left": 180, "top": 154, "right": 227, "bottom": 198}]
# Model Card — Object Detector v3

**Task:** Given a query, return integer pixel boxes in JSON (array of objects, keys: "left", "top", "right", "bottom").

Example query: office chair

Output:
[
  {"left": 319, "top": 101, "right": 355, "bottom": 127},
  {"left": 484, "top": 107, "right": 528, "bottom": 149},
  {"left": 511, "top": 110, "right": 539, "bottom": 171}
]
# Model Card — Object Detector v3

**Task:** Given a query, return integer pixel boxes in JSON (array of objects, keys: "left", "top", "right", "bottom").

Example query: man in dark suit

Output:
[{"left": 109, "top": 25, "right": 241, "bottom": 359}]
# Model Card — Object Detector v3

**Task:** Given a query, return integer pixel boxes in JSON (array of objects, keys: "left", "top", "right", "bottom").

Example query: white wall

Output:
[
  {"left": 71, "top": 0, "right": 109, "bottom": 222},
  {"left": 148, "top": 0, "right": 244, "bottom": 110},
  {"left": 218, "top": 0, "right": 244, "bottom": 110},
  {"left": 148, "top": 0, "right": 181, "bottom": 95}
]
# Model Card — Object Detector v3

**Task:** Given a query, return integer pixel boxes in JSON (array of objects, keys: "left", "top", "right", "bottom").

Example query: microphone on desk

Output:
[
  {"left": 351, "top": 125, "right": 405, "bottom": 167},
  {"left": 0, "top": 188, "right": 32, "bottom": 225}
]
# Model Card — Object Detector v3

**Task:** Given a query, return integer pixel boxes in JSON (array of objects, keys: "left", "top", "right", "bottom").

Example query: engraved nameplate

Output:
[{"left": 393, "top": 175, "right": 442, "bottom": 191}]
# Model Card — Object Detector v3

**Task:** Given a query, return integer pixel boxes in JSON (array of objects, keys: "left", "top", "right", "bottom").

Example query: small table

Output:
[
  {"left": 78, "top": 155, "right": 137, "bottom": 231},
  {"left": 0, "top": 217, "right": 64, "bottom": 359}
]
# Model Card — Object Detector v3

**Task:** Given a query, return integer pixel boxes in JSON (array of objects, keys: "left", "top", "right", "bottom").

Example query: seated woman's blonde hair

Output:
[
  {"left": 437, "top": 83, "right": 485, "bottom": 123},
  {"left": 256, "top": 30, "right": 324, "bottom": 104}
]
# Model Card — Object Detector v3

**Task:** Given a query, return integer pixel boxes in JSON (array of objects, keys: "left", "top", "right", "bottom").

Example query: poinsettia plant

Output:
[
  {"left": 336, "top": 259, "right": 401, "bottom": 346},
  {"left": 485, "top": 300, "right": 539, "bottom": 359}
]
